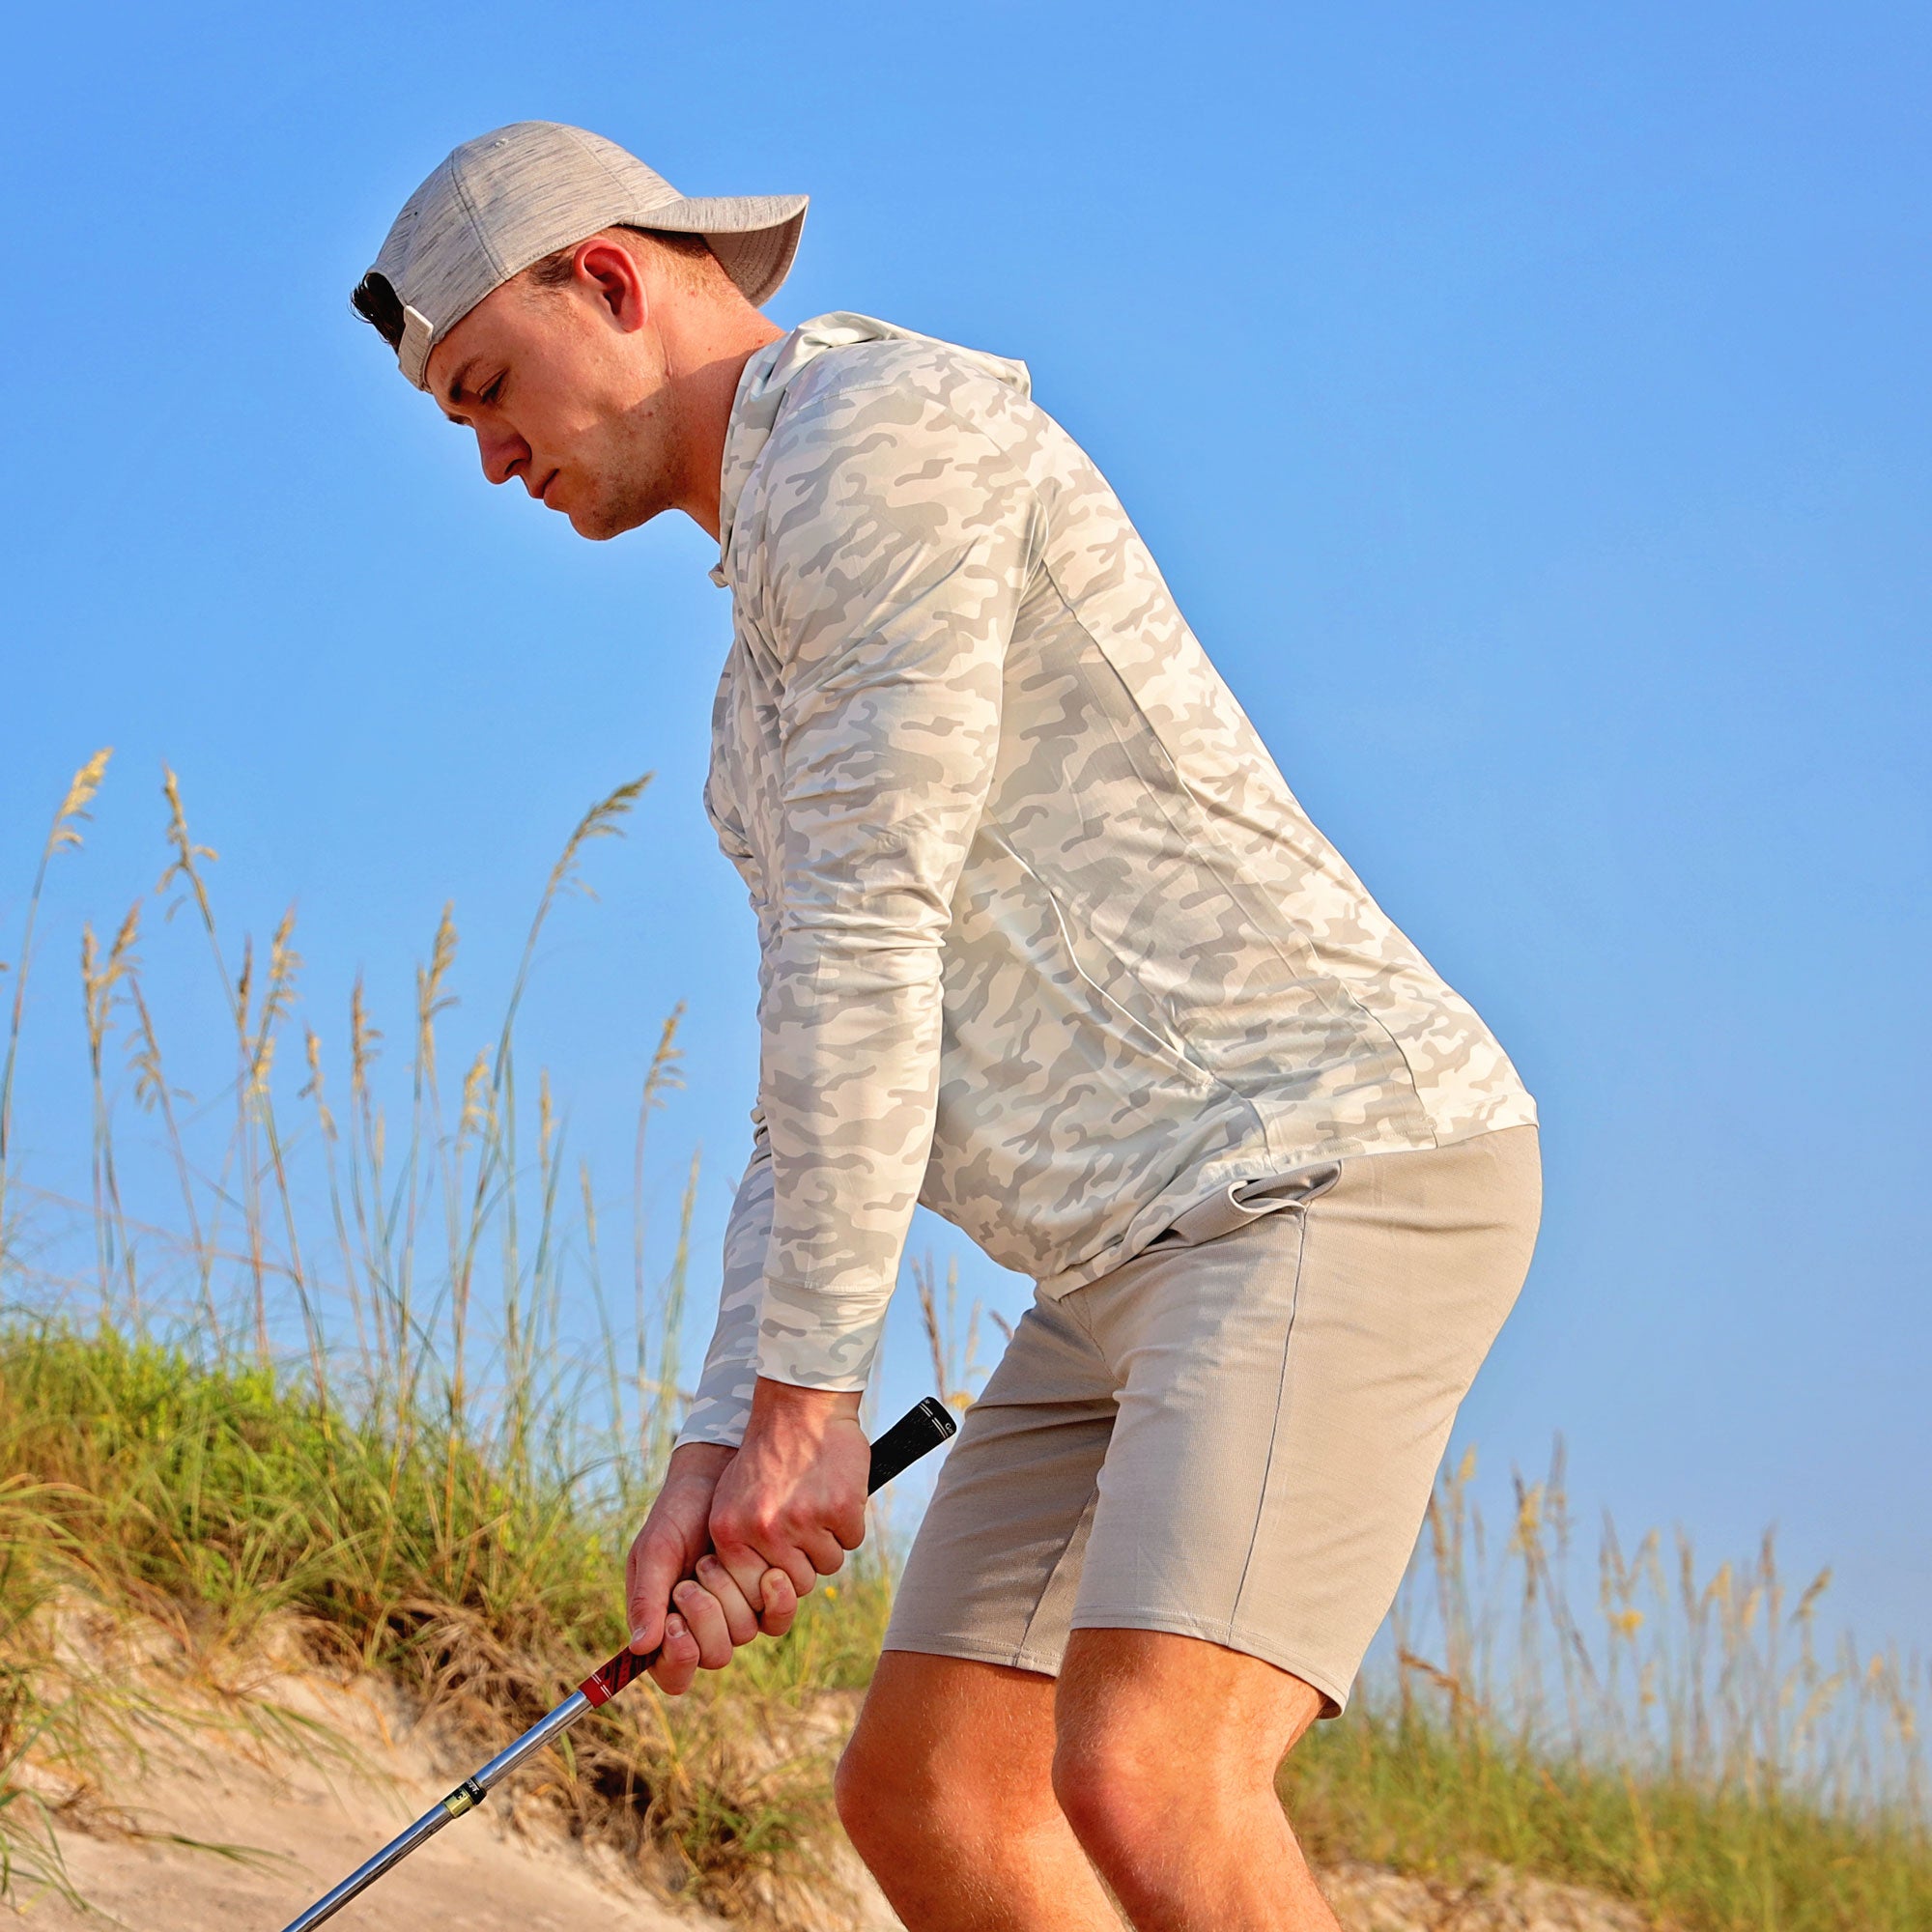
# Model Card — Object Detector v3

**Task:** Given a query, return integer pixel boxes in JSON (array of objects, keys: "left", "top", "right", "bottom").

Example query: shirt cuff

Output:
[
  {"left": 755, "top": 1277, "right": 895, "bottom": 1394},
  {"left": 673, "top": 1378, "right": 756, "bottom": 1452}
]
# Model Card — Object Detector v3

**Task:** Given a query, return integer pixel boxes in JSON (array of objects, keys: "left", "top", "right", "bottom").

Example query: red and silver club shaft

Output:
[{"left": 276, "top": 1398, "right": 956, "bottom": 1932}]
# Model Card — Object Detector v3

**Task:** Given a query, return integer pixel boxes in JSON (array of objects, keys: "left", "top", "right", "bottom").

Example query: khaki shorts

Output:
[{"left": 884, "top": 1125, "right": 1541, "bottom": 1715}]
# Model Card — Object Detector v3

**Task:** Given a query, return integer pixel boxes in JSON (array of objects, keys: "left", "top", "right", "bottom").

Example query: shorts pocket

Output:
[{"left": 1151, "top": 1160, "right": 1342, "bottom": 1250}]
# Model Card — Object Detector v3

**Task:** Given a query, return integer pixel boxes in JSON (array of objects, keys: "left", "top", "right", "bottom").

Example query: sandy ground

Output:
[
  {"left": 1321, "top": 1864, "right": 1654, "bottom": 1931},
  {"left": 15, "top": 1779, "right": 1657, "bottom": 1932},
  {"left": 9, "top": 1692, "right": 734, "bottom": 1932},
  {"left": 14, "top": 1807, "right": 1661, "bottom": 1932},
  {"left": 3, "top": 1655, "right": 1652, "bottom": 1932}
]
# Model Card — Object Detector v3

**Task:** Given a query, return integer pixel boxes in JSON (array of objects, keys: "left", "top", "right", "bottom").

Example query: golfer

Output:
[{"left": 355, "top": 123, "right": 1540, "bottom": 1932}]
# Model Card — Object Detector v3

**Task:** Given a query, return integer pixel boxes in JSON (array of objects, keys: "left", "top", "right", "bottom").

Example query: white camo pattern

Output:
[{"left": 676, "top": 316, "right": 1536, "bottom": 1448}]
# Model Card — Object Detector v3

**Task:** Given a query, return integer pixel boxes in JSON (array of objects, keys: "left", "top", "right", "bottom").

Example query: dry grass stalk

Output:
[
  {"left": 3, "top": 755, "right": 1930, "bottom": 1930},
  {"left": 0, "top": 749, "right": 113, "bottom": 1260}
]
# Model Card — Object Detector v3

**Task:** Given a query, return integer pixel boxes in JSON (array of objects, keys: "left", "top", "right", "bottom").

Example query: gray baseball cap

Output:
[{"left": 355, "top": 121, "right": 808, "bottom": 389}]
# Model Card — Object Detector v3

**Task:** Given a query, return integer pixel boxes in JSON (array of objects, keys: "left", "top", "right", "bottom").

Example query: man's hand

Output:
[
  {"left": 707, "top": 1379, "right": 869, "bottom": 1619},
  {"left": 624, "top": 1441, "right": 801, "bottom": 1695}
]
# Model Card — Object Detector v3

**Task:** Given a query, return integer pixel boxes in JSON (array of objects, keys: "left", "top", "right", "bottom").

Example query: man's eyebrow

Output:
[{"left": 442, "top": 358, "right": 481, "bottom": 409}]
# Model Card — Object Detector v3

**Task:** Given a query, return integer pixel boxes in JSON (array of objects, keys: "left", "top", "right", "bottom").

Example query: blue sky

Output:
[{"left": 3, "top": 4, "right": 1927, "bottom": 1645}]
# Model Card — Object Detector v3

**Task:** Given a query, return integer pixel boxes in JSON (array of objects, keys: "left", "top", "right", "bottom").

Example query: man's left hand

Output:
[{"left": 707, "top": 1378, "right": 869, "bottom": 1616}]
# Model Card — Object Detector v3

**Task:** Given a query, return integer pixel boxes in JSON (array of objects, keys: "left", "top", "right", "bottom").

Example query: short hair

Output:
[
  {"left": 524, "top": 225, "right": 722, "bottom": 293},
  {"left": 350, "top": 271, "right": 407, "bottom": 349},
  {"left": 349, "top": 226, "right": 724, "bottom": 350}
]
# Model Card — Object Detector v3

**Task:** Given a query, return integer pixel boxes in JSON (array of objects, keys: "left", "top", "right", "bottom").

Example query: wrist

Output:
[
  {"left": 666, "top": 1440, "right": 735, "bottom": 1485},
  {"left": 749, "top": 1377, "right": 864, "bottom": 1430}
]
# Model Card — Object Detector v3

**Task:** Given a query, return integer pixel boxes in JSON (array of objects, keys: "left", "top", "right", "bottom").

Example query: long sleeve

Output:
[
  {"left": 683, "top": 316, "right": 1533, "bottom": 1397},
  {"left": 747, "top": 391, "right": 1038, "bottom": 1396},
  {"left": 673, "top": 1120, "right": 775, "bottom": 1449}
]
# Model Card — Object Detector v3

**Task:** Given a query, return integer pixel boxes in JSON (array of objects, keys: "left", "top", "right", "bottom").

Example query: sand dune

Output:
[
  {"left": 8, "top": 1662, "right": 1649, "bottom": 1932},
  {"left": 15, "top": 1698, "right": 732, "bottom": 1932}
]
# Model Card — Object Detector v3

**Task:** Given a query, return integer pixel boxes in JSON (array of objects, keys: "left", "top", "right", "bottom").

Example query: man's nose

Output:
[{"left": 477, "top": 426, "right": 527, "bottom": 488}]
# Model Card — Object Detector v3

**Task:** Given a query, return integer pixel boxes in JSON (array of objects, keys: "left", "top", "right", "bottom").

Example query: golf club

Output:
[{"left": 276, "top": 1396, "right": 957, "bottom": 1932}]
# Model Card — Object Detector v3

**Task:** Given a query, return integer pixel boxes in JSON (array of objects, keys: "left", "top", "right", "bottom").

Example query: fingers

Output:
[
  {"left": 666, "top": 1561, "right": 801, "bottom": 1670},
  {"left": 648, "top": 1610, "right": 700, "bottom": 1695},
  {"left": 710, "top": 1541, "right": 780, "bottom": 1617},
  {"left": 710, "top": 1520, "right": 847, "bottom": 1614},
  {"left": 625, "top": 1522, "right": 689, "bottom": 1656},
  {"left": 670, "top": 1579, "right": 735, "bottom": 1671},
  {"left": 637, "top": 1560, "right": 790, "bottom": 1684},
  {"left": 666, "top": 1560, "right": 800, "bottom": 1644},
  {"left": 756, "top": 1566, "right": 799, "bottom": 1639},
  {"left": 712, "top": 1516, "right": 818, "bottom": 1601},
  {"left": 694, "top": 1555, "right": 762, "bottom": 1648},
  {"left": 799, "top": 1528, "right": 847, "bottom": 1580},
  {"left": 831, "top": 1495, "right": 868, "bottom": 1554},
  {"left": 624, "top": 1446, "right": 730, "bottom": 1656}
]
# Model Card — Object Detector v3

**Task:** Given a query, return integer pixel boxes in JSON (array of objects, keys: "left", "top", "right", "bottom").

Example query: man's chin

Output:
[{"left": 565, "top": 497, "right": 658, "bottom": 543}]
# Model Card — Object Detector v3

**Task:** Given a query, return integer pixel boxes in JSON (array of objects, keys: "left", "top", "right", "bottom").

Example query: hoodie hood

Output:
[{"left": 713, "top": 312, "right": 1031, "bottom": 581}]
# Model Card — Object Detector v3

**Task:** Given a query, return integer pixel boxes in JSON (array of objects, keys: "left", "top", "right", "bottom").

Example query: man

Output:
[{"left": 355, "top": 122, "right": 1540, "bottom": 1931}]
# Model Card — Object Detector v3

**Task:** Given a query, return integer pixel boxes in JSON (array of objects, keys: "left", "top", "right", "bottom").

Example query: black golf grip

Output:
[
  {"left": 864, "top": 1395, "right": 959, "bottom": 1493},
  {"left": 579, "top": 1395, "right": 957, "bottom": 1706}
]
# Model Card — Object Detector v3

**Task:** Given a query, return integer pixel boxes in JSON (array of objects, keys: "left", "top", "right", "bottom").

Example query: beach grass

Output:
[
  {"left": 1286, "top": 1445, "right": 1931, "bottom": 1929},
  {"left": 1, "top": 751, "right": 1926, "bottom": 1928}
]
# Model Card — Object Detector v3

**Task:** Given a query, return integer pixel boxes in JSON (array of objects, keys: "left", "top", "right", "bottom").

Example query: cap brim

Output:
[{"left": 629, "top": 193, "right": 808, "bottom": 308}]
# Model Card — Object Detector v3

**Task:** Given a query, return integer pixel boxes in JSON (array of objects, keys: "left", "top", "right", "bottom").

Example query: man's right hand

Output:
[{"left": 624, "top": 1440, "right": 802, "bottom": 1695}]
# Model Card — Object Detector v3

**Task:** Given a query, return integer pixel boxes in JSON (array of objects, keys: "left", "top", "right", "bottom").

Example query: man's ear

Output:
[{"left": 572, "top": 236, "right": 650, "bottom": 333}]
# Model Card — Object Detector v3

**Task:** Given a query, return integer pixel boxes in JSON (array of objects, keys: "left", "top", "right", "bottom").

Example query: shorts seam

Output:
[
  {"left": 881, "top": 1631, "right": 1064, "bottom": 1678},
  {"left": 1058, "top": 1275, "right": 1102, "bottom": 1343},
  {"left": 1065, "top": 1608, "right": 1350, "bottom": 1715},
  {"left": 1015, "top": 1489, "right": 1099, "bottom": 1659},
  {"left": 1228, "top": 1202, "right": 1311, "bottom": 1622},
  {"left": 884, "top": 1617, "right": 1352, "bottom": 1716}
]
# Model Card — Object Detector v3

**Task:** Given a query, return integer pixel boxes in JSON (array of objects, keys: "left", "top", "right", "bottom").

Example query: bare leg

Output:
[
  {"left": 838, "top": 1651, "right": 1121, "bottom": 1931},
  {"left": 839, "top": 1633, "right": 1341, "bottom": 1931},
  {"left": 1053, "top": 1629, "right": 1341, "bottom": 1931}
]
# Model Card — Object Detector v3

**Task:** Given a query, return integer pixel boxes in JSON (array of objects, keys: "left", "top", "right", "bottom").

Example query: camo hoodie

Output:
[{"left": 676, "top": 314, "right": 1536, "bottom": 1448}]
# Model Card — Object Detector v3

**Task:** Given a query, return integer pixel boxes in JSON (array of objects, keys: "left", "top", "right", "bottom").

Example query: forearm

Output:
[
  {"left": 676, "top": 1134, "right": 777, "bottom": 1450},
  {"left": 756, "top": 928, "right": 945, "bottom": 1391}
]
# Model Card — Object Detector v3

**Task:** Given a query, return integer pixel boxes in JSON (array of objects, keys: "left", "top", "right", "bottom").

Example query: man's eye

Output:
[{"left": 481, "top": 378, "right": 504, "bottom": 405}]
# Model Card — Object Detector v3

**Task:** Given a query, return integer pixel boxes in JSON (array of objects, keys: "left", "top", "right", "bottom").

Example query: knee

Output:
[
  {"left": 837, "top": 1722, "right": 988, "bottom": 1867},
  {"left": 1053, "top": 1701, "right": 1289, "bottom": 1881},
  {"left": 1050, "top": 1721, "right": 1179, "bottom": 1870},
  {"left": 835, "top": 1728, "right": 917, "bottom": 1859}
]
